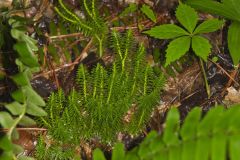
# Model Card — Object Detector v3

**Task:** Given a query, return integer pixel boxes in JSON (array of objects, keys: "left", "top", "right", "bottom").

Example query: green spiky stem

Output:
[
  {"left": 93, "top": 64, "right": 100, "bottom": 98},
  {"left": 138, "top": 111, "right": 145, "bottom": 128},
  {"left": 91, "top": 0, "right": 97, "bottom": 20},
  {"left": 95, "top": 35, "right": 103, "bottom": 57},
  {"left": 54, "top": 7, "right": 78, "bottom": 24},
  {"left": 100, "top": 66, "right": 104, "bottom": 106},
  {"left": 83, "top": 0, "right": 93, "bottom": 18},
  {"left": 112, "top": 31, "right": 123, "bottom": 59},
  {"left": 131, "top": 44, "right": 145, "bottom": 95},
  {"left": 80, "top": 65, "right": 87, "bottom": 101},
  {"left": 56, "top": 0, "right": 93, "bottom": 31},
  {"left": 107, "top": 63, "right": 116, "bottom": 103},
  {"left": 50, "top": 95, "right": 54, "bottom": 126},
  {"left": 143, "top": 66, "right": 149, "bottom": 95},
  {"left": 200, "top": 58, "right": 210, "bottom": 99}
]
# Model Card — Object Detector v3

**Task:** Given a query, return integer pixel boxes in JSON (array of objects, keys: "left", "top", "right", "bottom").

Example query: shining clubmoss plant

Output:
[
  {"left": 36, "top": 30, "right": 165, "bottom": 159},
  {"left": 55, "top": 0, "right": 107, "bottom": 57}
]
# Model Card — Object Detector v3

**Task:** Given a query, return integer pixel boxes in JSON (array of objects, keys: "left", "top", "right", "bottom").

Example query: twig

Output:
[
  {"left": 49, "top": 32, "right": 84, "bottom": 39},
  {"left": 33, "top": 62, "right": 78, "bottom": 79},
  {"left": 209, "top": 58, "right": 240, "bottom": 87},
  {"left": 73, "top": 38, "right": 93, "bottom": 64},
  {"left": 200, "top": 59, "right": 211, "bottom": 99}
]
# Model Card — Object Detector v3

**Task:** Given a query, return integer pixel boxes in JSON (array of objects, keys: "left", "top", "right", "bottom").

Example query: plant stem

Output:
[
  {"left": 95, "top": 35, "right": 103, "bottom": 57},
  {"left": 200, "top": 58, "right": 210, "bottom": 99},
  {"left": 7, "top": 103, "right": 27, "bottom": 140}
]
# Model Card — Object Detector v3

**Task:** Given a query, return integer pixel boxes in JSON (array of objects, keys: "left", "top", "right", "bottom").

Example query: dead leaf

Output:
[{"left": 224, "top": 87, "right": 240, "bottom": 104}]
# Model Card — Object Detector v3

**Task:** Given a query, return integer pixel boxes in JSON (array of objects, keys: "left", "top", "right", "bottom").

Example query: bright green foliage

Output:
[
  {"left": 93, "top": 149, "right": 106, "bottom": 160},
  {"left": 55, "top": 0, "right": 103, "bottom": 35},
  {"left": 192, "top": 36, "right": 211, "bottom": 60},
  {"left": 165, "top": 36, "right": 191, "bottom": 66},
  {"left": 94, "top": 104, "right": 240, "bottom": 160},
  {"left": 185, "top": 0, "right": 240, "bottom": 66},
  {"left": 0, "top": 15, "right": 46, "bottom": 159},
  {"left": 227, "top": 21, "right": 240, "bottom": 66},
  {"left": 176, "top": 3, "right": 198, "bottom": 33},
  {"left": 144, "top": 24, "right": 189, "bottom": 39},
  {"left": 185, "top": 0, "right": 240, "bottom": 21},
  {"left": 112, "top": 143, "right": 125, "bottom": 160},
  {"left": 36, "top": 30, "right": 165, "bottom": 159},
  {"left": 140, "top": 4, "right": 157, "bottom": 23},
  {"left": 144, "top": 3, "right": 224, "bottom": 66},
  {"left": 55, "top": 0, "right": 107, "bottom": 57},
  {"left": 119, "top": 3, "right": 138, "bottom": 17}
]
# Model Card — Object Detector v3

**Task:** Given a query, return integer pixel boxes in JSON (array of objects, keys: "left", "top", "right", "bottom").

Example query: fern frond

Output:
[
  {"left": 131, "top": 106, "right": 239, "bottom": 160},
  {"left": 94, "top": 105, "right": 240, "bottom": 160}
]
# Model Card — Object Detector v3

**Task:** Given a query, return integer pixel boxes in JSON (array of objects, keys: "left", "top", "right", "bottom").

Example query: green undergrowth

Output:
[
  {"left": 35, "top": 30, "right": 165, "bottom": 159},
  {"left": 94, "top": 104, "right": 240, "bottom": 160}
]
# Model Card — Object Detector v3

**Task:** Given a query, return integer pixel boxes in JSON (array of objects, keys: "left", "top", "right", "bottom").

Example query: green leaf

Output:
[
  {"left": 163, "top": 107, "right": 180, "bottom": 145},
  {"left": 0, "top": 151, "right": 13, "bottom": 160},
  {"left": 144, "top": 24, "right": 189, "bottom": 39},
  {"left": 11, "top": 28, "right": 38, "bottom": 51},
  {"left": 22, "top": 35, "right": 38, "bottom": 52},
  {"left": 0, "top": 112, "right": 15, "bottom": 128},
  {"left": 141, "top": 4, "right": 156, "bottom": 23},
  {"left": 11, "top": 89, "right": 25, "bottom": 103},
  {"left": 13, "top": 42, "right": 39, "bottom": 67},
  {"left": 112, "top": 143, "right": 125, "bottom": 160},
  {"left": 11, "top": 28, "right": 25, "bottom": 40},
  {"left": 19, "top": 116, "right": 36, "bottom": 126},
  {"left": 26, "top": 102, "right": 47, "bottom": 116},
  {"left": 222, "top": 0, "right": 240, "bottom": 19},
  {"left": 5, "top": 102, "right": 24, "bottom": 115},
  {"left": 13, "top": 144, "right": 24, "bottom": 155},
  {"left": 165, "top": 36, "right": 191, "bottom": 66},
  {"left": 0, "top": 136, "right": 13, "bottom": 151},
  {"left": 195, "top": 137, "right": 211, "bottom": 160},
  {"left": 228, "top": 21, "right": 240, "bottom": 66},
  {"left": 23, "top": 86, "right": 45, "bottom": 106},
  {"left": 125, "top": 151, "right": 139, "bottom": 160},
  {"left": 192, "top": 35, "right": 212, "bottom": 61},
  {"left": 211, "top": 133, "right": 227, "bottom": 160},
  {"left": 229, "top": 135, "right": 240, "bottom": 160},
  {"left": 119, "top": 3, "right": 137, "bottom": 17},
  {"left": 15, "top": 59, "right": 25, "bottom": 72},
  {"left": 176, "top": 3, "right": 198, "bottom": 33},
  {"left": 181, "top": 107, "right": 201, "bottom": 140},
  {"left": 198, "top": 106, "right": 224, "bottom": 136},
  {"left": 194, "top": 19, "right": 224, "bottom": 34},
  {"left": 185, "top": 0, "right": 240, "bottom": 22},
  {"left": 93, "top": 148, "right": 106, "bottom": 160},
  {"left": 11, "top": 72, "right": 30, "bottom": 86}
]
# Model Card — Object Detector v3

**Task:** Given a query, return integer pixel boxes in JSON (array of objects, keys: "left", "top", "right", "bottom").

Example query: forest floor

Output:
[{"left": 1, "top": 0, "right": 240, "bottom": 159}]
